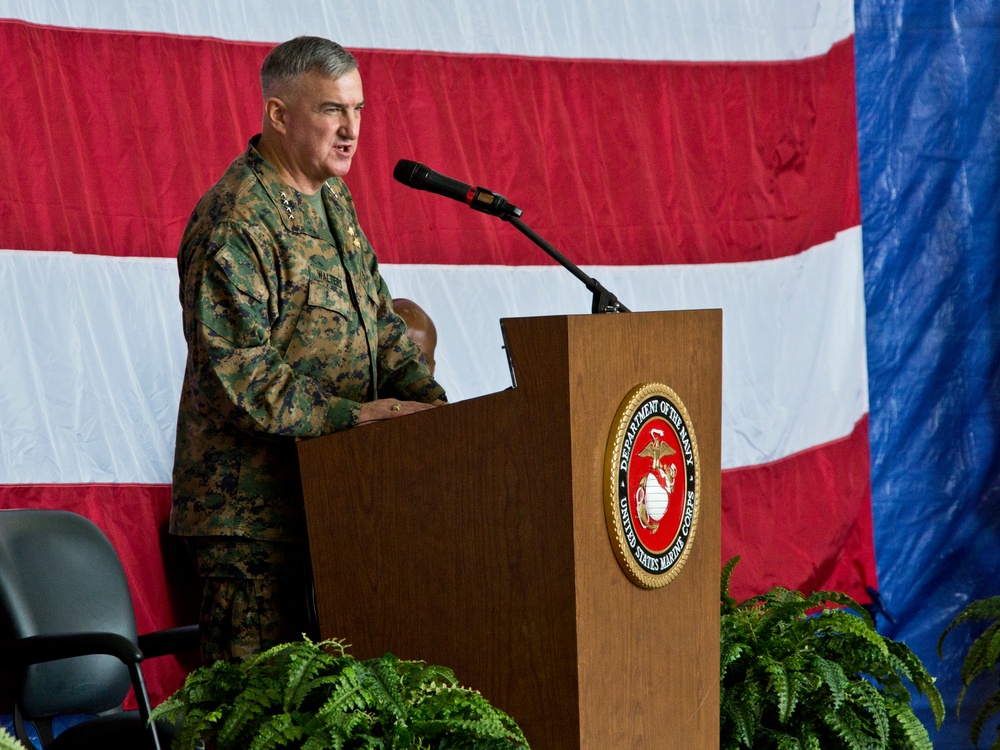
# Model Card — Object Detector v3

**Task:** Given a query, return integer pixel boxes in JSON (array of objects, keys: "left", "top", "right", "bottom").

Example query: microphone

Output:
[{"left": 393, "top": 160, "right": 522, "bottom": 219}]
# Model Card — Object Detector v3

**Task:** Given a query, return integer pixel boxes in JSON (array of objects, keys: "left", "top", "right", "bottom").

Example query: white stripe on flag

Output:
[
  {"left": 383, "top": 225, "right": 868, "bottom": 469},
  {"left": 0, "top": 0, "right": 854, "bottom": 61},
  {"left": 0, "top": 250, "right": 185, "bottom": 485},
  {"left": 1, "top": 225, "right": 864, "bottom": 484}
]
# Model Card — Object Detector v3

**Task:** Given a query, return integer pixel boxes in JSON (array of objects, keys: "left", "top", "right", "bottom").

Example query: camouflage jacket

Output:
[{"left": 170, "top": 137, "right": 445, "bottom": 542}]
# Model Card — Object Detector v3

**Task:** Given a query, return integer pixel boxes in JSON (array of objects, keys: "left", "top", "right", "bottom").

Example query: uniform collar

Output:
[{"left": 245, "top": 135, "right": 345, "bottom": 239}]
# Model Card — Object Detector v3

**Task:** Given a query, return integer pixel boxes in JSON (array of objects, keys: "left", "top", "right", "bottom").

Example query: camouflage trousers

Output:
[{"left": 186, "top": 536, "right": 318, "bottom": 664}]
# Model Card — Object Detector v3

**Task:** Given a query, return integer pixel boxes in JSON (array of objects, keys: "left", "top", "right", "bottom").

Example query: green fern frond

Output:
[
  {"left": 0, "top": 727, "right": 27, "bottom": 750},
  {"left": 772, "top": 732, "right": 802, "bottom": 749},
  {"left": 785, "top": 670, "right": 812, "bottom": 724},
  {"left": 750, "top": 588, "right": 803, "bottom": 614},
  {"left": 882, "top": 639, "right": 919, "bottom": 683},
  {"left": 939, "top": 596, "right": 1000, "bottom": 656},
  {"left": 969, "top": 689, "right": 1000, "bottom": 749},
  {"left": 762, "top": 657, "right": 794, "bottom": 723},
  {"left": 881, "top": 639, "right": 943, "bottom": 728},
  {"left": 889, "top": 704, "right": 934, "bottom": 750},
  {"left": 986, "top": 623, "right": 1000, "bottom": 673},
  {"left": 245, "top": 638, "right": 297, "bottom": 670},
  {"left": 410, "top": 684, "right": 525, "bottom": 739},
  {"left": 148, "top": 690, "right": 189, "bottom": 725},
  {"left": 412, "top": 715, "right": 526, "bottom": 746},
  {"left": 720, "top": 695, "right": 756, "bottom": 748},
  {"left": 758, "top": 586, "right": 801, "bottom": 605},
  {"left": 412, "top": 685, "right": 479, "bottom": 721},
  {"left": 812, "top": 609, "right": 890, "bottom": 658},
  {"left": 849, "top": 678, "right": 890, "bottom": 748},
  {"left": 361, "top": 653, "right": 409, "bottom": 723},
  {"left": 315, "top": 668, "right": 369, "bottom": 718},
  {"left": 300, "top": 729, "right": 348, "bottom": 750},
  {"left": 400, "top": 659, "right": 456, "bottom": 694},
  {"left": 757, "top": 726, "right": 803, "bottom": 749},
  {"left": 247, "top": 712, "right": 304, "bottom": 750},
  {"left": 938, "top": 594, "right": 1000, "bottom": 748},
  {"left": 317, "top": 706, "right": 375, "bottom": 748},
  {"left": 960, "top": 621, "right": 1000, "bottom": 695},
  {"left": 795, "top": 723, "right": 822, "bottom": 750},
  {"left": 282, "top": 640, "right": 339, "bottom": 711},
  {"left": 721, "top": 641, "right": 749, "bottom": 682},
  {"left": 722, "top": 556, "right": 741, "bottom": 613},
  {"left": 810, "top": 590, "right": 875, "bottom": 629},
  {"left": 178, "top": 658, "right": 246, "bottom": 705},
  {"left": 823, "top": 703, "right": 872, "bottom": 749},
  {"left": 216, "top": 689, "right": 271, "bottom": 749},
  {"left": 810, "top": 655, "right": 848, "bottom": 709}
]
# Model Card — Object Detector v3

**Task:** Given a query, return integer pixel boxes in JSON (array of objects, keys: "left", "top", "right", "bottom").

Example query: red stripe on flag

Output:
[
  {"left": 0, "top": 20, "right": 859, "bottom": 264},
  {"left": 0, "top": 483, "right": 199, "bottom": 705},
  {"left": 721, "top": 416, "right": 876, "bottom": 604},
  {"left": 361, "top": 41, "right": 861, "bottom": 265},
  {"left": 0, "top": 20, "right": 267, "bottom": 259}
]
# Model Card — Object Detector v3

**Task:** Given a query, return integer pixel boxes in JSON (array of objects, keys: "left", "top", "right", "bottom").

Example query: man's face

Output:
[{"left": 282, "top": 68, "right": 364, "bottom": 183}]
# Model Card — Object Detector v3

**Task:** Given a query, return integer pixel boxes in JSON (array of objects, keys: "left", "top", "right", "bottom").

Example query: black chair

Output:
[{"left": 0, "top": 508, "right": 199, "bottom": 750}]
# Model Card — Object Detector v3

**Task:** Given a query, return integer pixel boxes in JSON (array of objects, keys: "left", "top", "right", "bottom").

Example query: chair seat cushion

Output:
[{"left": 46, "top": 712, "right": 174, "bottom": 750}]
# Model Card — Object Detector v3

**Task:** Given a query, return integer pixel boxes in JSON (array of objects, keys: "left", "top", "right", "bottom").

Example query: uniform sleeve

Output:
[
  {"left": 367, "top": 254, "right": 447, "bottom": 403},
  {"left": 184, "top": 237, "right": 363, "bottom": 436},
  {"left": 331, "top": 177, "right": 446, "bottom": 404}
]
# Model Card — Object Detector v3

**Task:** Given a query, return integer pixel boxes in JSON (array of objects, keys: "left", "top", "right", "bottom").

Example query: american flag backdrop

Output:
[{"left": 1, "top": 0, "right": 888, "bottom": 715}]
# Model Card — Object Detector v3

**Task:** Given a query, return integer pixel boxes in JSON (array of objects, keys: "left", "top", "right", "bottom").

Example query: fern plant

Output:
[
  {"left": 938, "top": 595, "right": 1000, "bottom": 749},
  {"left": 0, "top": 728, "right": 26, "bottom": 750},
  {"left": 149, "top": 636, "right": 529, "bottom": 750},
  {"left": 720, "top": 557, "right": 943, "bottom": 749}
]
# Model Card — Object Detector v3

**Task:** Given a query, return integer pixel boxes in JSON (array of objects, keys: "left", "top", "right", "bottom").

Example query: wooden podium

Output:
[{"left": 297, "top": 310, "right": 721, "bottom": 749}]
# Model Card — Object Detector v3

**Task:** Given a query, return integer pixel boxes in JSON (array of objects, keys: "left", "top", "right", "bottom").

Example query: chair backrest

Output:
[{"left": 0, "top": 509, "right": 138, "bottom": 717}]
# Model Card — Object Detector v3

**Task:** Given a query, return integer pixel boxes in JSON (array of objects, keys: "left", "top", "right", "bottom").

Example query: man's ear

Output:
[{"left": 263, "top": 97, "right": 288, "bottom": 134}]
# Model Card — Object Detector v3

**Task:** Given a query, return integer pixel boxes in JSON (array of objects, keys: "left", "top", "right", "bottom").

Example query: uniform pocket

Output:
[
  {"left": 282, "top": 279, "right": 363, "bottom": 378},
  {"left": 306, "top": 279, "right": 354, "bottom": 318},
  {"left": 197, "top": 246, "right": 269, "bottom": 347}
]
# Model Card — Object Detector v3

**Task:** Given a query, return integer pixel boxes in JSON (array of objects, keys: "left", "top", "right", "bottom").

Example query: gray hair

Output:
[{"left": 260, "top": 36, "right": 358, "bottom": 99}]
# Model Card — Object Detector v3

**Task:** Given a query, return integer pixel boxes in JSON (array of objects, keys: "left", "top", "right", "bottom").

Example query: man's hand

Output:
[{"left": 358, "top": 398, "right": 440, "bottom": 424}]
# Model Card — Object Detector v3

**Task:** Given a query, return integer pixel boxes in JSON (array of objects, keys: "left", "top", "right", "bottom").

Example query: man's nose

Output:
[{"left": 341, "top": 111, "right": 360, "bottom": 138}]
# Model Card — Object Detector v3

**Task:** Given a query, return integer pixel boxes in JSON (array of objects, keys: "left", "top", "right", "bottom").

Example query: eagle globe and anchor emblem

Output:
[
  {"left": 604, "top": 383, "right": 701, "bottom": 588},
  {"left": 635, "top": 429, "right": 678, "bottom": 532}
]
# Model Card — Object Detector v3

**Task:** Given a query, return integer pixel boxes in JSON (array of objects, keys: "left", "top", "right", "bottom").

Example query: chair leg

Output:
[
  {"left": 14, "top": 703, "right": 54, "bottom": 749},
  {"left": 127, "top": 662, "right": 161, "bottom": 750}
]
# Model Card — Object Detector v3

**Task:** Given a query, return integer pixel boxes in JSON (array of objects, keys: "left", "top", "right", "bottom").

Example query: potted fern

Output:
[
  {"left": 150, "top": 636, "right": 528, "bottom": 749},
  {"left": 0, "top": 728, "right": 26, "bottom": 750},
  {"left": 720, "top": 557, "right": 943, "bottom": 749},
  {"left": 937, "top": 594, "right": 1000, "bottom": 749}
]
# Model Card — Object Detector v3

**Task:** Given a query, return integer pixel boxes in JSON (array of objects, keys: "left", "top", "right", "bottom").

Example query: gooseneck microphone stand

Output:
[
  {"left": 393, "top": 160, "right": 629, "bottom": 313},
  {"left": 502, "top": 213, "right": 630, "bottom": 314}
]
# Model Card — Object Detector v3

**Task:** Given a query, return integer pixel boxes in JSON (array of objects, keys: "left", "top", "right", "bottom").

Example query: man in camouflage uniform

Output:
[{"left": 171, "top": 36, "right": 445, "bottom": 663}]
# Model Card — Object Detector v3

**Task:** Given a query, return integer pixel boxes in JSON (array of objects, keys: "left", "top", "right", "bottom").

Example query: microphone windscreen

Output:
[{"left": 393, "top": 159, "right": 421, "bottom": 186}]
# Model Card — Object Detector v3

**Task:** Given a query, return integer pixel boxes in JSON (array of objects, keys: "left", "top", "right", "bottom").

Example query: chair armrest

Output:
[
  {"left": 10, "top": 632, "right": 143, "bottom": 666},
  {"left": 11, "top": 632, "right": 161, "bottom": 738},
  {"left": 138, "top": 624, "right": 200, "bottom": 659}
]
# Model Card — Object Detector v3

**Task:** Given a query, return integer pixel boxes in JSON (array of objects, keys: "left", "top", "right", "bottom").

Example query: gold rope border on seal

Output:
[{"left": 603, "top": 382, "right": 702, "bottom": 589}]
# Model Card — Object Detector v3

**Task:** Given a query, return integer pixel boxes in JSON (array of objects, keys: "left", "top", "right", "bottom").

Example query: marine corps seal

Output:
[{"left": 604, "top": 383, "right": 700, "bottom": 588}]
